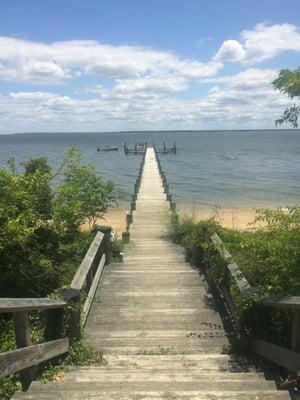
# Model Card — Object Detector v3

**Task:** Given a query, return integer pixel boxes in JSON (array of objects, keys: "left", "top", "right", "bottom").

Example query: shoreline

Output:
[{"left": 90, "top": 201, "right": 296, "bottom": 234}]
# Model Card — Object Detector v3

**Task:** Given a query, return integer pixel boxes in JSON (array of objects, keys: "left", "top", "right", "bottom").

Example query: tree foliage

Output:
[
  {"left": 54, "top": 148, "right": 117, "bottom": 232},
  {"left": 272, "top": 68, "right": 300, "bottom": 128},
  {"left": 0, "top": 148, "right": 117, "bottom": 297}
]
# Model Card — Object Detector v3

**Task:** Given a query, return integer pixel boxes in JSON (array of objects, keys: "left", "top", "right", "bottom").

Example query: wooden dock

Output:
[
  {"left": 124, "top": 142, "right": 176, "bottom": 155},
  {"left": 10, "top": 147, "right": 291, "bottom": 399}
]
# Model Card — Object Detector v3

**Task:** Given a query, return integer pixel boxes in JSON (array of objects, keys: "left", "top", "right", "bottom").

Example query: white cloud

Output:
[
  {"left": 214, "top": 23, "right": 300, "bottom": 63},
  {"left": 0, "top": 67, "right": 292, "bottom": 133},
  {"left": 214, "top": 40, "right": 245, "bottom": 62},
  {"left": 114, "top": 76, "right": 188, "bottom": 95},
  {"left": 0, "top": 37, "right": 222, "bottom": 84},
  {"left": 0, "top": 22, "right": 299, "bottom": 132}
]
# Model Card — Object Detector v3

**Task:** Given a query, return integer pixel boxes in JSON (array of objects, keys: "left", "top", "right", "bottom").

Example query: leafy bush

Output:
[
  {"left": 110, "top": 236, "right": 124, "bottom": 262},
  {"left": 168, "top": 211, "right": 219, "bottom": 268},
  {"left": 221, "top": 207, "right": 300, "bottom": 296},
  {"left": 0, "top": 147, "right": 117, "bottom": 297},
  {"left": 53, "top": 148, "right": 117, "bottom": 233},
  {"left": 167, "top": 207, "right": 300, "bottom": 348}
]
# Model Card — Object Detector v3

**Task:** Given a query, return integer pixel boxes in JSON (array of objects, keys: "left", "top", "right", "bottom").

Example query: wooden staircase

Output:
[{"left": 13, "top": 148, "right": 290, "bottom": 399}]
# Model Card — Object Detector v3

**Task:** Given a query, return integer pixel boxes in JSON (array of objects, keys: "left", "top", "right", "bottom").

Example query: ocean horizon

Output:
[{"left": 1, "top": 129, "right": 299, "bottom": 209}]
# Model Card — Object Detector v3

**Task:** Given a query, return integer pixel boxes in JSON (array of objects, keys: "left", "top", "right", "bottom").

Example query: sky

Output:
[{"left": 0, "top": 0, "right": 300, "bottom": 133}]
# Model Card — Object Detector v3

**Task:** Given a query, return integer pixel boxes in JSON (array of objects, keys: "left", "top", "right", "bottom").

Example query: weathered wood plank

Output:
[
  {"left": 13, "top": 312, "right": 34, "bottom": 389},
  {"left": 256, "top": 296, "right": 300, "bottom": 309},
  {"left": 82, "top": 254, "right": 106, "bottom": 326},
  {"left": 0, "top": 298, "right": 66, "bottom": 314},
  {"left": 210, "top": 233, "right": 252, "bottom": 295},
  {"left": 71, "top": 231, "right": 104, "bottom": 290},
  {"left": 253, "top": 339, "right": 300, "bottom": 372},
  {"left": 0, "top": 338, "right": 69, "bottom": 379}
]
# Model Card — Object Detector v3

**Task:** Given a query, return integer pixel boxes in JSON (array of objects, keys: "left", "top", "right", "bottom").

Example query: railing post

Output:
[
  {"left": 13, "top": 312, "right": 35, "bottom": 390},
  {"left": 98, "top": 226, "right": 112, "bottom": 264},
  {"left": 57, "top": 288, "right": 81, "bottom": 341},
  {"left": 122, "top": 230, "right": 130, "bottom": 243},
  {"left": 291, "top": 309, "right": 300, "bottom": 352},
  {"left": 126, "top": 212, "right": 133, "bottom": 227}
]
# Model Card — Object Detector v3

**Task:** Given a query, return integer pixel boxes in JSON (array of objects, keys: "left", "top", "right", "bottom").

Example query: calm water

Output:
[{"left": 0, "top": 130, "right": 299, "bottom": 208}]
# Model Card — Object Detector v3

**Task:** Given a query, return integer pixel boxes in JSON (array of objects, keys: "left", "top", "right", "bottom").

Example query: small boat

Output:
[{"left": 97, "top": 146, "right": 119, "bottom": 152}]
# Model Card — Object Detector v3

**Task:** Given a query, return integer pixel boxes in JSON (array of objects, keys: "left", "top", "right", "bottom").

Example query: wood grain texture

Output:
[
  {"left": 0, "top": 338, "right": 68, "bottom": 378},
  {"left": 71, "top": 231, "right": 104, "bottom": 290},
  {"left": 253, "top": 339, "right": 300, "bottom": 372},
  {"left": 82, "top": 254, "right": 106, "bottom": 326},
  {"left": 0, "top": 298, "right": 66, "bottom": 313}
]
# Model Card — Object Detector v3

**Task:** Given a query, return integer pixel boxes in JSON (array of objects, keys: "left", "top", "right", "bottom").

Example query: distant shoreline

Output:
[{"left": 2, "top": 128, "right": 300, "bottom": 136}]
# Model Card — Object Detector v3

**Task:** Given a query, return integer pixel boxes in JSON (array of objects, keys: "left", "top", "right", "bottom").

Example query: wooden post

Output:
[
  {"left": 164, "top": 184, "right": 169, "bottom": 194},
  {"left": 13, "top": 312, "right": 35, "bottom": 390},
  {"left": 291, "top": 309, "right": 300, "bottom": 352},
  {"left": 122, "top": 231, "right": 130, "bottom": 243},
  {"left": 57, "top": 288, "right": 81, "bottom": 341},
  {"left": 131, "top": 202, "right": 136, "bottom": 212},
  {"left": 98, "top": 226, "right": 112, "bottom": 264},
  {"left": 167, "top": 194, "right": 172, "bottom": 202},
  {"left": 126, "top": 212, "right": 133, "bottom": 227},
  {"left": 170, "top": 202, "right": 176, "bottom": 211}
]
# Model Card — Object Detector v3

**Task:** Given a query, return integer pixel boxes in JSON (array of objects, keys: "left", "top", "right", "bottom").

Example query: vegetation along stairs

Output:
[{"left": 12, "top": 147, "right": 291, "bottom": 399}]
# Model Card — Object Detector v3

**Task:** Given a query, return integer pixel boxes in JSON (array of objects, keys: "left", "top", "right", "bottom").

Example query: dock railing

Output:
[
  {"left": 210, "top": 232, "right": 300, "bottom": 373},
  {"left": 122, "top": 147, "right": 147, "bottom": 243},
  {"left": 154, "top": 147, "right": 176, "bottom": 212},
  {"left": 0, "top": 227, "right": 111, "bottom": 390}
]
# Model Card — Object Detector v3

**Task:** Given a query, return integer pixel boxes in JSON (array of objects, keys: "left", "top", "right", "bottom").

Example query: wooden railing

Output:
[
  {"left": 122, "top": 148, "right": 147, "bottom": 243},
  {"left": 210, "top": 232, "right": 300, "bottom": 373},
  {"left": 0, "top": 227, "right": 110, "bottom": 390},
  {"left": 154, "top": 147, "right": 176, "bottom": 211},
  {"left": 0, "top": 299, "right": 68, "bottom": 390},
  {"left": 70, "top": 229, "right": 109, "bottom": 328}
]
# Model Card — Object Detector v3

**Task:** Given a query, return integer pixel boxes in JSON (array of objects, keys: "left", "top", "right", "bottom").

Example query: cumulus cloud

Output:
[
  {"left": 0, "top": 67, "right": 292, "bottom": 133},
  {"left": 0, "top": 36, "right": 222, "bottom": 84},
  {"left": 0, "top": 22, "right": 299, "bottom": 132},
  {"left": 214, "top": 40, "right": 245, "bottom": 62},
  {"left": 114, "top": 76, "right": 188, "bottom": 95},
  {"left": 214, "top": 22, "right": 300, "bottom": 63}
]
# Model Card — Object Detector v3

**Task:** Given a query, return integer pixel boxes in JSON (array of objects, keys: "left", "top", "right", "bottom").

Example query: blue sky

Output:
[{"left": 0, "top": 0, "right": 299, "bottom": 133}]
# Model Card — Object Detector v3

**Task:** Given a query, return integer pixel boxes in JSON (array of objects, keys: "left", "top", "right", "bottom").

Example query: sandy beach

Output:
[{"left": 89, "top": 203, "right": 266, "bottom": 235}]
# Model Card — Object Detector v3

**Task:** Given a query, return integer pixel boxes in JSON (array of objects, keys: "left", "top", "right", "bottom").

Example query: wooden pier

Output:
[
  {"left": 124, "top": 141, "right": 176, "bottom": 155},
  {"left": 4, "top": 147, "right": 295, "bottom": 399}
]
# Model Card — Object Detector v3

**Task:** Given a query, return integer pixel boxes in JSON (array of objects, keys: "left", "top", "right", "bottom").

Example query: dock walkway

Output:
[{"left": 14, "top": 148, "right": 290, "bottom": 399}]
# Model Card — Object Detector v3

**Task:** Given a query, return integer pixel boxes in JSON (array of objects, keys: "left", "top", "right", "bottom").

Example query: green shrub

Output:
[
  {"left": 167, "top": 207, "right": 300, "bottom": 348},
  {"left": 0, "top": 148, "right": 117, "bottom": 297},
  {"left": 110, "top": 236, "right": 124, "bottom": 262}
]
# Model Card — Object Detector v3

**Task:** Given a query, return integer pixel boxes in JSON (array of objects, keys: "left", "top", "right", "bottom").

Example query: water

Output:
[{"left": 0, "top": 130, "right": 299, "bottom": 208}]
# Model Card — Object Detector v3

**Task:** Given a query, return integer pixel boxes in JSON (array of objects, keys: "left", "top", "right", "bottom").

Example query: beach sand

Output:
[
  {"left": 85, "top": 203, "right": 263, "bottom": 235},
  {"left": 176, "top": 205, "right": 259, "bottom": 230}
]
